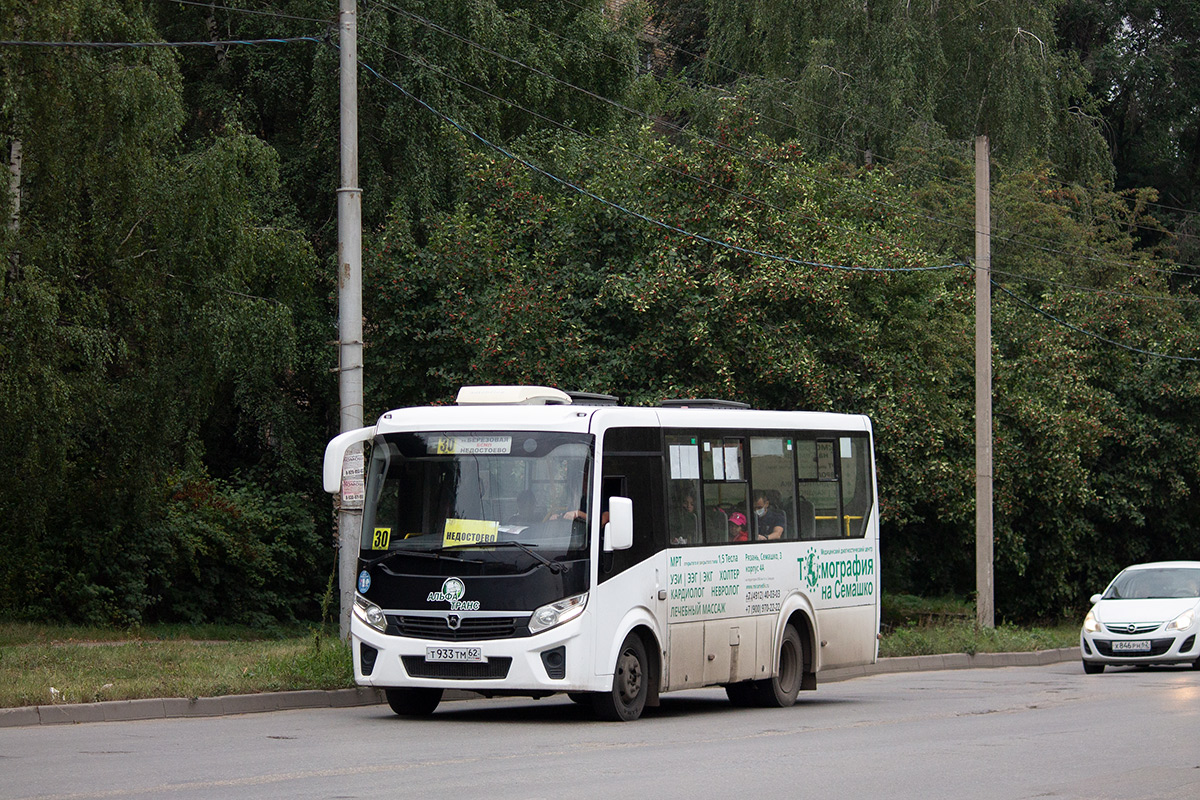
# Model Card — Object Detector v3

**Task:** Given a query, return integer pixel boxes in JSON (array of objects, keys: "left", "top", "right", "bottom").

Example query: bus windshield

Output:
[{"left": 361, "top": 431, "right": 593, "bottom": 570}]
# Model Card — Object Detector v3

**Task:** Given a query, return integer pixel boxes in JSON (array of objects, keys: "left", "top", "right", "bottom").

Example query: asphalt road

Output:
[{"left": 2, "top": 661, "right": 1197, "bottom": 800}]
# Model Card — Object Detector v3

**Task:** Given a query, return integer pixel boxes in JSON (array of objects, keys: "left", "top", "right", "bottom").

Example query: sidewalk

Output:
[{"left": 0, "top": 647, "right": 1081, "bottom": 728}]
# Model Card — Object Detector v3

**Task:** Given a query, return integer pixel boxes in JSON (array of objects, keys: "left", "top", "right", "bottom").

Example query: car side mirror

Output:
[
  {"left": 1089, "top": 594, "right": 1103, "bottom": 605},
  {"left": 604, "top": 497, "right": 633, "bottom": 552}
]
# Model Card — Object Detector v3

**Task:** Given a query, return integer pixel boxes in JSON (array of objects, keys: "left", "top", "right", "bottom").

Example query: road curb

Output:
[
  {"left": 0, "top": 648, "right": 1081, "bottom": 728},
  {"left": 819, "top": 646, "right": 1080, "bottom": 682}
]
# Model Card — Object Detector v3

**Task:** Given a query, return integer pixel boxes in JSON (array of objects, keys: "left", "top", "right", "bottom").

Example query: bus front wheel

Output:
[
  {"left": 385, "top": 687, "right": 443, "bottom": 716},
  {"left": 592, "top": 633, "right": 649, "bottom": 721},
  {"left": 756, "top": 625, "right": 803, "bottom": 707}
]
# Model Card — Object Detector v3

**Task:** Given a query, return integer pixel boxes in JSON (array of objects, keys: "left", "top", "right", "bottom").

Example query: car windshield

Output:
[
  {"left": 360, "top": 431, "right": 593, "bottom": 570},
  {"left": 1104, "top": 567, "right": 1200, "bottom": 600}
]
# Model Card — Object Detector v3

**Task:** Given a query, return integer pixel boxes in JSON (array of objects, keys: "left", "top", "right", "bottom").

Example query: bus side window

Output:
[
  {"left": 701, "top": 437, "right": 748, "bottom": 544},
  {"left": 840, "top": 436, "right": 873, "bottom": 538},
  {"left": 750, "top": 437, "right": 797, "bottom": 540},
  {"left": 796, "top": 439, "right": 840, "bottom": 539},
  {"left": 666, "top": 435, "right": 701, "bottom": 545}
]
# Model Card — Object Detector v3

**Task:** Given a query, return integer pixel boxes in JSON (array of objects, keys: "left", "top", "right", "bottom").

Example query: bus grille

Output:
[
  {"left": 401, "top": 656, "right": 512, "bottom": 680},
  {"left": 387, "top": 614, "right": 529, "bottom": 641}
]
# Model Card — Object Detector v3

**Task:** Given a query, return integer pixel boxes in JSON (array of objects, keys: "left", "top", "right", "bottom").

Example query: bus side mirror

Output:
[
  {"left": 323, "top": 426, "right": 377, "bottom": 494},
  {"left": 604, "top": 497, "right": 633, "bottom": 552}
]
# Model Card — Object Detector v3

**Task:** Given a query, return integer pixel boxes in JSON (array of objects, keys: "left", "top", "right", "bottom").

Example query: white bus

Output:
[{"left": 323, "top": 386, "right": 879, "bottom": 721}]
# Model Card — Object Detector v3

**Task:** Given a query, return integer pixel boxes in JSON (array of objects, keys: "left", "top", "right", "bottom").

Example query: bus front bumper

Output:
[{"left": 350, "top": 612, "right": 602, "bottom": 694}]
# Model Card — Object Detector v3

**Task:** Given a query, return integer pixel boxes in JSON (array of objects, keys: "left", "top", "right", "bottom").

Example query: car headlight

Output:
[
  {"left": 1166, "top": 608, "right": 1195, "bottom": 632},
  {"left": 1083, "top": 610, "right": 1102, "bottom": 634},
  {"left": 354, "top": 594, "right": 387, "bottom": 632},
  {"left": 529, "top": 592, "right": 588, "bottom": 634}
]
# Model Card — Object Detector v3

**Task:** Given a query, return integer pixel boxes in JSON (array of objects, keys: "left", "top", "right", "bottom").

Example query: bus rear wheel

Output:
[
  {"left": 592, "top": 633, "right": 649, "bottom": 721},
  {"left": 385, "top": 687, "right": 443, "bottom": 716},
  {"left": 755, "top": 625, "right": 803, "bottom": 707}
]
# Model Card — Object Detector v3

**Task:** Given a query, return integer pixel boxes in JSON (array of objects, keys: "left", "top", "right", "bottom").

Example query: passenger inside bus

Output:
[
  {"left": 753, "top": 491, "right": 786, "bottom": 540},
  {"left": 728, "top": 511, "right": 749, "bottom": 542},
  {"left": 670, "top": 487, "right": 699, "bottom": 544}
]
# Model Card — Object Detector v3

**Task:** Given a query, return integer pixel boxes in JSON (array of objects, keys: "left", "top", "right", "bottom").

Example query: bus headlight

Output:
[
  {"left": 529, "top": 592, "right": 588, "bottom": 634},
  {"left": 354, "top": 594, "right": 388, "bottom": 633}
]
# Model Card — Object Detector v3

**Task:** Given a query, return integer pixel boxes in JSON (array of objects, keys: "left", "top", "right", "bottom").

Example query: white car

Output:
[{"left": 1080, "top": 561, "right": 1200, "bottom": 674}]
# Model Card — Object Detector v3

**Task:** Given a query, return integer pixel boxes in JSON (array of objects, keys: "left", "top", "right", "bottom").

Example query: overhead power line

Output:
[
  {"left": 151, "top": 0, "right": 333, "bottom": 26},
  {"left": 989, "top": 267, "right": 1200, "bottom": 304},
  {"left": 360, "top": 33, "right": 941, "bottom": 259},
  {"left": 355, "top": 54, "right": 965, "bottom": 276},
  {"left": 992, "top": 279, "right": 1200, "bottom": 362},
  {"left": 0, "top": 36, "right": 324, "bottom": 49},
  {"left": 374, "top": 2, "right": 1200, "bottom": 281}
]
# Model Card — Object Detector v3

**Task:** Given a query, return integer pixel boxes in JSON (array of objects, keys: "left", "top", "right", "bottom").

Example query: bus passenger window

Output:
[
  {"left": 669, "top": 485, "right": 699, "bottom": 545},
  {"left": 701, "top": 437, "right": 748, "bottom": 544},
  {"left": 666, "top": 435, "right": 701, "bottom": 545},
  {"left": 840, "top": 436, "right": 873, "bottom": 538},
  {"left": 797, "top": 438, "right": 842, "bottom": 539},
  {"left": 750, "top": 437, "right": 797, "bottom": 540}
]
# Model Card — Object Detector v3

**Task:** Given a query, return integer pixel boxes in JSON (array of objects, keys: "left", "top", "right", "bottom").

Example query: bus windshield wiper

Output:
[
  {"left": 364, "top": 548, "right": 474, "bottom": 568},
  {"left": 438, "top": 541, "right": 564, "bottom": 574}
]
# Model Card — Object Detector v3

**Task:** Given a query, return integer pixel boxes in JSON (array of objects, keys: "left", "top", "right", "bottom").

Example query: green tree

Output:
[
  {"left": 0, "top": 1, "right": 326, "bottom": 623},
  {"left": 364, "top": 116, "right": 978, "bottom": 595},
  {"left": 365, "top": 110, "right": 1200, "bottom": 619},
  {"left": 646, "top": 0, "right": 1110, "bottom": 180},
  {"left": 1057, "top": 1, "right": 1200, "bottom": 258}
]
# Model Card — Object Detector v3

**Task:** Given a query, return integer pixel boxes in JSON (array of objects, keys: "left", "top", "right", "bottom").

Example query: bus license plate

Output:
[
  {"left": 1111, "top": 640, "right": 1151, "bottom": 652},
  {"left": 425, "top": 646, "right": 485, "bottom": 663}
]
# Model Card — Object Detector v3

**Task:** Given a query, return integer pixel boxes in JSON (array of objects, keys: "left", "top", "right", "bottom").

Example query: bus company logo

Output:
[
  {"left": 801, "top": 552, "right": 820, "bottom": 590},
  {"left": 426, "top": 577, "right": 481, "bottom": 611},
  {"left": 800, "top": 549, "right": 876, "bottom": 600}
]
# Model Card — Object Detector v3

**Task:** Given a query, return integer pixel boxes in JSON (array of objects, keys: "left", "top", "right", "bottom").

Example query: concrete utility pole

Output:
[
  {"left": 975, "top": 135, "right": 994, "bottom": 629},
  {"left": 336, "top": 0, "right": 364, "bottom": 641},
  {"left": 6, "top": 139, "right": 18, "bottom": 232},
  {"left": 7, "top": 139, "right": 19, "bottom": 278}
]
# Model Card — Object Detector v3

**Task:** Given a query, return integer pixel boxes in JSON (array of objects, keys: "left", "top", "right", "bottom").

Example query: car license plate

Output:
[
  {"left": 1111, "top": 640, "right": 1151, "bottom": 652},
  {"left": 425, "top": 646, "right": 485, "bottom": 663}
]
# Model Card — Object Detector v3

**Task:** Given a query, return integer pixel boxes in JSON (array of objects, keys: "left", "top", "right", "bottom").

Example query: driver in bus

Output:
[{"left": 507, "top": 490, "right": 542, "bottom": 525}]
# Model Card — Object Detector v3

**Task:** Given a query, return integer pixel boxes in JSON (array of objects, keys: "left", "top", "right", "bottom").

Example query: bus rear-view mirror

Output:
[{"left": 605, "top": 497, "right": 633, "bottom": 552}]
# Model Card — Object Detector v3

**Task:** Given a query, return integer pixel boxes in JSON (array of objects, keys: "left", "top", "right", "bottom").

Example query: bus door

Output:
[{"left": 598, "top": 428, "right": 669, "bottom": 642}]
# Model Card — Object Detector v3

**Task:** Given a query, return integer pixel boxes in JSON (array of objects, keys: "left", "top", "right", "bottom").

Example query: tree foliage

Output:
[
  {"left": 1057, "top": 1, "right": 1200, "bottom": 257},
  {"left": 1, "top": 0, "right": 1198, "bottom": 626},
  {"left": 646, "top": 0, "right": 1111, "bottom": 180},
  {"left": 0, "top": 1, "right": 327, "bottom": 623},
  {"left": 364, "top": 112, "right": 1200, "bottom": 620}
]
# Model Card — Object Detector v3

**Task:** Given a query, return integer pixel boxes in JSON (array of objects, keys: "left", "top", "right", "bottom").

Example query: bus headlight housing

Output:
[
  {"left": 529, "top": 592, "right": 588, "bottom": 634},
  {"left": 354, "top": 594, "right": 387, "bottom": 633}
]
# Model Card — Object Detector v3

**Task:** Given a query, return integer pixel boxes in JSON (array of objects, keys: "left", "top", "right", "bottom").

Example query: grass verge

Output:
[
  {"left": 0, "top": 623, "right": 352, "bottom": 708},
  {"left": 1, "top": 597, "right": 1080, "bottom": 707},
  {"left": 878, "top": 594, "right": 1079, "bottom": 657},
  {"left": 879, "top": 619, "right": 1078, "bottom": 658}
]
